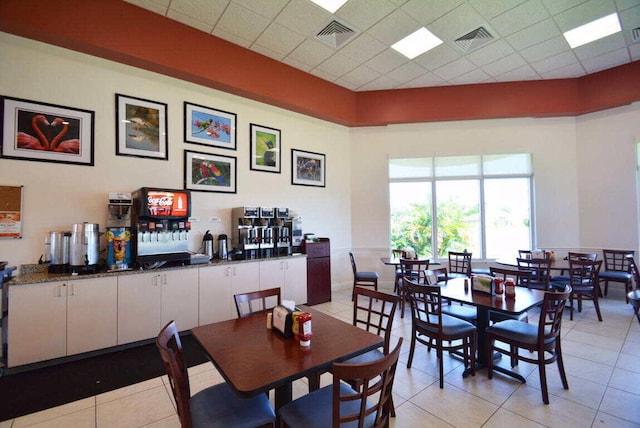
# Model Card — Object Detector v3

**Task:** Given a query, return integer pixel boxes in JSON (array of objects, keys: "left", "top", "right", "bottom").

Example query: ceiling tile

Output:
[
  {"left": 359, "top": 74, "right": 402, "bottom": 91},
  {"left": 466, "top": 39, "right": 515, "bottom": 67},
  {"left": 123, "top": 0, "right": 169, "bottom": 15},
  {"left": 470, "top": 0, "right": 527, "bottom": 20},
  {"left": 490, "top": 0, "right": 550, "bottom": 36},
  {"left": 336, "top": 0, "right": 397, "bottom": 31},
  {"left": 341, "top": 65, "right": 381, "bottom": 87},
  {"left": 365, "top": 49, "right": 408, "bottom": 74},
  {"left": 334, "top": 78, "right": 360, "bottom": 90},
  {"left": 281, "top": 56, "right": 314, "bottom": 72},
  {"left": 552, "top": 0, "right": 617, "bottom": 32},
  {"left": 630, "top": 43, "right": 640, "bottom": 60},
  {"left": 519, "top": 36, "right": 570, "bottom": 63},
  {"left": 211, "top": 27, "right": 251, "bottom": 48},
  {"left": 494, "top": 64, "right": 540, "bottom": 82},
  {"left": 338, "top": 33, "right": 387, "bottom": 64},
  {"left": 275, "top": 0, "right": 333, "bottom": 36},
  {"left": 428, "top": 2, "right": 488, "bottom": 42},
  {"left": 401, "top": 72, "right": 447, "bottom": 88},
  {"left": 218, "top": 2, "right": 270, "bottom": 42},
  {"left": 309, "top": 67, "right": 340, "bottom": 82},
  {"left": 541, "top": 0, "right": 589, "bottom": 15},
  {"left": 169, "top": 0, "right": 228, "bottom": 26},
  {"left": 581, "top": 47, "right": 631, "bottom": 73},
  {"left": 619, "top": 4, "right": 640, "bottom": 29},
  {"left": 414, "top": 44, "right": 462, "bottom": 70},
  {"left": 505, "top": 18, "right": 563, "bottom": 50},
  {"left": 400, "top": 0, "right": 464, "bottom": 24},
  {"left": 481, "top": 53, "right": 528, "bottom": 76},
  {"left": 433, "top": 57, "right": 477, "bottom": 80},
  {"left": 314, "top": 51, "right": 360, "bottom": 77},
  {"left": 450, "top": 68, "right": 494, "bottom": 85},
  {"left": 367, "top": 8, "right": 421, "bottom": 45},
  {"left": 387, "top": 61, "right": 428, "bottom": 82},
  {"left": 539, "top": 62, "right": 585, "bottom": 79},
  {"left": 530, "top": 50, "right": 579, "bottom": 74},
  {"left": 573, "top": 33, "right": 627, "bottom": 61},
  {"left": 166, "top": 10, "right": 214, "bottom": 33},
  {"left": 232, "top": 0, "right": 288, "bottom": 19},
  {"left": 616, "top": 0, "right": 640, "bottom": 11},
  {"left": 254, "top": 22, "right": 305, "bottom": 56},
  {"left": 286, "top": 38, "right": 336, "bottom": 68},
  {"left": 250, "top": 44, "right": 286, "bottom": 61}
]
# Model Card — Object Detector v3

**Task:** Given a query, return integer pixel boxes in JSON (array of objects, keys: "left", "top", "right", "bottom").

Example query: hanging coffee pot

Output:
[{"left": 202, "top": 230, "right": 214, "bottom": 260}]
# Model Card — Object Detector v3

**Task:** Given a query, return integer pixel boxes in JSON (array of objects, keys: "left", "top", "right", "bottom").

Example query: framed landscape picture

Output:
[
  {"left": 116, "top": 94, "right": 168, "bottom": 160},
  {"left": 250, "top": 123, "right": 281, "bottom": 173},
  {"left": 291, "top": 149, "right": 325, "bottom": 187},
  {"left": 184, "top": 102, "right": 236, "bottom": 150},
  {"left": 1, "top": 95, "right": 94, "bottom": 166},
  {"left": 184, "top": 150, "right": 237, "bottom": 193}
]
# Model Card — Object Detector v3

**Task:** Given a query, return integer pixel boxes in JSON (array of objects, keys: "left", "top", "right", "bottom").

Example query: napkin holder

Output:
[
  {"left": 472, "top": 274, "right": 495, "bottom": 295},
  {"left": 272, "top": 305, "right": 295, "bottom": 338}
]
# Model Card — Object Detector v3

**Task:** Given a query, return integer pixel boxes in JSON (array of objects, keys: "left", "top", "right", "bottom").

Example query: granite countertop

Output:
[{"left": 8, "top": 254, "right": 305, "bottom": 285}]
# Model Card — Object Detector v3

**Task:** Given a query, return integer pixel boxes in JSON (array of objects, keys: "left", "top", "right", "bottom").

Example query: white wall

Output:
[{"left": 0, "top": 33, "right": 352, "bottom": 284}]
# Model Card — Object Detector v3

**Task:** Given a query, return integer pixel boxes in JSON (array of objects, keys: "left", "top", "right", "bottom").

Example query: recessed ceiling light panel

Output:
[
  {"left": 563, "top": 13, "right": 621, "bottom": 49},
  {"left": 392, "top": 27, "right": 443, "bottom": 59},
  {"left": 310, "top": 0, "right": 349, "bottom": 14}
]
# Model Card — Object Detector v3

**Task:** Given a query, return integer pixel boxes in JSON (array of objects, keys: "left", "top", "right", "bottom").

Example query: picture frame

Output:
[
  {"left": 184, "top": 150, "right": 237, "bottom": 193},
  {"left": 291, "top": 149, "right": 325, "bottom": 187},
  {"left": 184, "top": 102, "right": 236, "bottom": 150},
  {"left": 116, "top": 94, "right": 168, "bottom": 160},
  {"left": 250, "top": 123, "right": 281, "bottom": 173},
  {"left": 1, "top": 95, "right": 94, "bottom": 166}
]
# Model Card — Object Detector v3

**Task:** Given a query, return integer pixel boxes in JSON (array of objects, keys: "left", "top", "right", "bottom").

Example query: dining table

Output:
[
  {"left": 438, "top": 277, "right": 546, "bottom": 382},
  {"left": 190, "top": 306, "right": 384, "bottom": 414},
  {"left": 495, "top": 257, "right": 572, "bottom": 272},
  {"left": 380, "top": 256, "right": 441, "bottom": 267}
]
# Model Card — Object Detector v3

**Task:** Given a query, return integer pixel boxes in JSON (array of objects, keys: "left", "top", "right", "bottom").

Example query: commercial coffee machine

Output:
[
  {"left": 106, "top": 192, "right": 132, "bottom": 272},
  {"left": 232, "top": 206, "right": 260, "bottom": 259},
  {"left": 258, "top": 207, "right": 275, "bottom": 257},
  {"left": 286, "top": 215, "right": 303, "bottom": 253},
  {"left": 131, "top": 188, "right": 191, "bottom": 267},
  {"left": 274, "top": 207, "right": 291, "bottom": 256}
]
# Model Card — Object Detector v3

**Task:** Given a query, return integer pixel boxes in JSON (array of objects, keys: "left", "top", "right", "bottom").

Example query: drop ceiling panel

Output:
[
  {"left": 490, "top": 0, "right": 550, "bottom": 36},
  {"left": 414, "top": 44, "right": 462, "bottom": 71},
  {"left": 359, "top": 74, "right": 402, "bottom": 91},
  {"left": 338, "top": 33, "right": 387, "bottom": 64},
  {"left": 466, "top": 39, "right": 515, "bottom": 67},
  {"left": 365, "top": 49, "right": 408, "bottom": 74},
  {"left": 539, "top": 62, "right": 585, "bottom": 79},
  {"left": 541, "top": 0, "right": 589, "bottom": 16},
  {"left": 315, "top": 51, "right": 360, "bottom": 76},
  {"left": 166, "top": 11, "right": 214, "bottom": 33},
  {"left": 275, "top": 0, "right": 332, "bottom": 36},
  {"left": 450, "top": 68, "right": 493, "bottom": 85},
  {"left": 387, "top": 61, "right": 428, "bottom": 82},
  {"left": 433, "top": 57, "right": 477, "bottom": 80},
  {"left": 233, "top": 0, "right": 288, "bottom": 19},
  {"left": 581, "top": 47, "right": 631, "bottom": 72},
  {"left": 336, "top": 0, "right": 397, "bottom": 31},
  {"left": 573, "top": 33, "right": 628, "bottom": 61},
  {"left": 531, "top": 50, "right": 580, "bottom": 74},
  {"left": 469, "top": 0, "right": 527, "bottom": 20},
  {"left": 552, "top": 0, "right": 618, "bottom": 32},
  {"left": 366, "top": 9, "right": 420, "bottom": 45},
  {"left": 428, "top": 3, "right": 488, "bottom": 42},
  {"left": 482, "top": 53, "right": 528, "bottom": 76},
  {"left": 402, "top": 72, "right": 447, "bottom": 88},
  {"left": 495, "top": 64, "right": 540, "bottom": 82},
  {"left": 505, "top": 19, "right": 563, "bottom": 50},
  {"left": 218, "top": 3, "right": 270, "bottom": 42},
  {"left": 287, "top": 38, "right": 336, "bottom": 68},
  {"left": 519, "top": 36, "right": 570, "bottom": 63},
  {"left": 169, "top": 0, "right": 228, "bottom": 26},
  {"left": 400, "top": 0, "right": 465, "bottom": 25},
  {"left": 255, "top": 22, "right": 305, "bottom": 56},
  {"left": 341, "top": 64, "right": 381, "bottom": 86}
]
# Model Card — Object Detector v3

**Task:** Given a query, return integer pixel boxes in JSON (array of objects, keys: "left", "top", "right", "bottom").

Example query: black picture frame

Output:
[{"left": 116, "top": 93, "right": 168, "bottom": 160}]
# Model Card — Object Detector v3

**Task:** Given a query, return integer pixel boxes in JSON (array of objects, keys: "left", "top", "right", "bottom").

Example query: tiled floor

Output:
[{"left": 2, "top": 285, "right": 639, "bottom": 428}]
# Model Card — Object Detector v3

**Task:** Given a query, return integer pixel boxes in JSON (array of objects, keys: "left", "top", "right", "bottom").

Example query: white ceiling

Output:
[{"left": 124, "top": 0, "right": 640, "bottom": 91}]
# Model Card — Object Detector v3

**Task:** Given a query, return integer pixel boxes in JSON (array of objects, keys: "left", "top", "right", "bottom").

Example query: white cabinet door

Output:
[
  {"left": 284, "top": 257, "right": 307, "bottom": 305},
  {"left": 67, "top": 277, "right": 118, "bottom": 355},
  {"left": 198, "top": 265, "right": 233, "bottom": 325},
  {"left": 259, "top": 259, "right": 286, "bottom": 291},
  {"left": 8, "top": 281, "right": 67, "bottom": 367},
  {"left": 230, "top": 262, "right": 261, "bottom": 315},
  {"left": 161, "top": 268, "right": 199, "bottom": 331},
  {"left": 117, "top": 272, "right": 161, "bottom": 344}
]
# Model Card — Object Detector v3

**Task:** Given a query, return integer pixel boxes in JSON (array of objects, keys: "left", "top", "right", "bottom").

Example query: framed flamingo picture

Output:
[
  {"left": 184, "top": 150, "right": 237, "bottom": 194},
  {"left": 116, "top": 94, "right": 168, "bottom": 160},
  {"left": 0, "top": 96, "right": 95, "bottom": 166}
]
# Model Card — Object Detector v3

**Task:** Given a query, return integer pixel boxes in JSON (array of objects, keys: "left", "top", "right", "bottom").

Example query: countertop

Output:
[{"left": 7, "top": 254, "right": 306, "bottom": 286}]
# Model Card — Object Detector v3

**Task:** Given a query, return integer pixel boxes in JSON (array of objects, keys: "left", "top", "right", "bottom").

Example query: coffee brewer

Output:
[
  {"left": 258, "top": 207, "right": 275, "bottom": 257},
  {"left": 286, "top": 215, "right": 303, "bottom": 253},
  {"left": 131, "top": 188, "right": 191, "bottom": 267},
  {"left": 232, "top": 207, "right": 260, "bottom": 259},
  {"left": 106, "top": 192, "right": 132, "bottom": 272},
  {"left": 274, "top": 207, "right": 291, "bottom": 256}
]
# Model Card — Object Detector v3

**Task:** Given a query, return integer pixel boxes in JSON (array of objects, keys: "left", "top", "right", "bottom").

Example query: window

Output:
[{"left": 389, "top": 154, "right": 533, "bottom": 259}]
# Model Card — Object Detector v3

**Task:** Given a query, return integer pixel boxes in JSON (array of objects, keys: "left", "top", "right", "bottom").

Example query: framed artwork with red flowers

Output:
[
  {"left": 1, "top": 95, "right": 95, "bottom": 166},
  {"left": 184, "top": 102, "right": 236, "bottom": 151}
]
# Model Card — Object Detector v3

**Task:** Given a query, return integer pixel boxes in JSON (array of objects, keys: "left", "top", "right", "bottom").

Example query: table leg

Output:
[
  {"left": 461, "top": 306, "right": 501, "bottom": 378},
  {"left": 274, "top": 383, "right": 292, "bottom": 413}
]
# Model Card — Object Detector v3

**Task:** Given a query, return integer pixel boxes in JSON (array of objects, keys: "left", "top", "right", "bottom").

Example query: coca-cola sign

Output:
[{"left": 145, "top": 191, "right": 189, "bottom": 217}]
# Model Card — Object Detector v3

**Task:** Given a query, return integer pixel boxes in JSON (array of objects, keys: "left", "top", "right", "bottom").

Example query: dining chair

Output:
[
  {"left": 391, "top": 249, "right": 406, "bottom": 293},
  {"left": 278, "top": 338, "right": 403, "bottom": 428},
  {"left": 349, "top": 251, "right": 379, "bottom": 301},
  {"left": 567, "top": 259, "right": 603, "bottom": 321},
  {"left": 448, "top": 251, "right": 472, "bottom": 278},
  {"left": 550, "top": 252, "right": 598, "bottom": 286},
  {"left": 627, "top": 256, "right": 640, "bottom": 324},
  {"left": 489, "top": 266, "right": 533, "bottom": 323},
  {"left": 486, "top": 287, "right": 571, "bottom": 404},
  {"left": 600, "top": 249, "right": 635, "bottom": 302},
  {"left": 156, "top": 320, "right": 276, "bottom": 428},
  {"left": 516, "top": 257, "right": 552, "bottom": 290},
  {"left": 397, "top": 258, "right": 429, "bottom": 317},
  {"left": 234, "top": 287, "right": 281, "bottom": 318},
  {"left": 425, "top": 267, "right": 477, "bottom": 324},
  {"left": 404, "top": 277, "right": 477, "bottom": 388}
]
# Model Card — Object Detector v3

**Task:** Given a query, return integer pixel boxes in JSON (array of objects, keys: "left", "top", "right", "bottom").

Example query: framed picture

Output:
[
  {"left": 291, "top": 149, "right": 325, "bottom": 187},
  {"left": 116, "top": 94, "right": 168, "bottom": 160},
  {"left": 250, "top": 123, "right": 281, "bottom": 173},
  {"left": 1, "top": 95, "right": 94, "bottom": 166},
  {"left": 184, "top": 102, "right": 236, "bottom": 150},
  {"left": 184, "top": 150, "right": 237, "bottom": 193}
]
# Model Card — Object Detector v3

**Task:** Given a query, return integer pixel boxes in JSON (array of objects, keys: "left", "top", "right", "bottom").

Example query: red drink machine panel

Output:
[{"left": 132, "top": 188, "right": 191, "bottom": 266}]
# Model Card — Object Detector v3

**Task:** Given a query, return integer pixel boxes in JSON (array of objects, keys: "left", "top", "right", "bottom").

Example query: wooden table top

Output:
[
  {"left": 380, "top": 257, "right": 440, "bottom": 266},
  {"left": 494, "top": 258, "right": 571, "bottom": 271},
  {"left": 191, "top": 307, "right": 383, "bottom": 397}
]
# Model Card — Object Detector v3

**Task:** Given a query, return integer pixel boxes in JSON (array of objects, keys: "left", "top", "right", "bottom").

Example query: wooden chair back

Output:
[
  {"left": 234, "top": 287, "right": 281, "bottom": 318},
  {"left": 603, "top": 249, "right": 635, "bottom": 272},
  {"left": 156, "top": 321, "right": 192, "bottom": 428},
  {"left": 448, "top": 251, "right": 472, "bottom": 276},
  {"left": 490, "top": 266, "right": 533, "bottom": 287},
  {"left": 568, "top": 259, "right": 602, "bottom": 289},
  {"left": 391, "top": 249, "right": 406, "bottom": 259},
  {"left": 424, "top": 267, "right": 448, "bottom": 285},
  {"left": 353, "top": 287, "right": 399, "bottom": 354},
  {"left": 628, "top": 255, "right": 640, "bottom": 290},
  {"left": 399, "top": 258, "right": 430, "bottom": 283},
  {"left": 331, "top": 339, "right": 403, "bottom": 428},
  {"left": 517, "top": 257, "right": 552, "bottom": 290},
  {"left": 567, "top": 251, "right": 598, "bottom": 261},
  {"left": 404, "top": 278, "right": 443, "bottom": 332}
]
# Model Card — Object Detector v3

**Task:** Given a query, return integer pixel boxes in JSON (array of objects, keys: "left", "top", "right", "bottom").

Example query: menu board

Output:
[{"left": 0, "top": 185, "right": 23, "bottom": 239}]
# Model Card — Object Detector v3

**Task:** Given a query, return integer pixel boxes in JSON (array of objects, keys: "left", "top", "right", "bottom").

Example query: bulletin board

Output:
[{"left": 0, "top": 185, "right": 23, "bottom": 239}]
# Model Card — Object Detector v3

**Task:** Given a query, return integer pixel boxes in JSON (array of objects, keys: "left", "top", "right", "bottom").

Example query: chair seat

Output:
[
  {"left": 417, "top": 313, "right": 476, "bottom": 336},
  {"left": 471, "top": 268, "right": 491, "bottom": 275},
  {"left": 630, "top": 290, "right": 640, "bottom": 301},
  {"left": 550, "top": 275, "right": 569, "bottom": 283},
  {"left": 442, "top": 304, "right": 477, "bottom": 323},
  {"left": 190, "top": 381, "right": 276, "bottom": 428},
  {"left": 356, "top": 271, "right": 379, "bottom": 281},
  {"left": 341, "top": 348, "right": 385, "bottom": 365},
  {"left": 489, "top": 310, "right": 528, "bottom": 323},
  {"left": 278, "top": 383, "right": 375, "bottom": 428},
  {"left": 485, "top": 319, "right": 553, "bottom": 346},
  {"left": 599, "top": 271, "right": 632, "bottom": 281}
]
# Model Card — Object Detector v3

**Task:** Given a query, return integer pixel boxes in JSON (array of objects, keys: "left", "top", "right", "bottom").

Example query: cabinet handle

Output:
[
  {"left": 285, "top": 261, "right": 289, "bottom": 270},
  {"left": 57, "top": 284, "right": 65, "bottom": 298},
  {"left": 161, "top": 274, "right": 168, "bottom": 285},
  {"left": 225, "top": 267, "right": 230, "bottom": 277},
  {"left": 232, "top": 267, "right": 236, "bottom": 276},
  {"left": 70, "top": 284, "right": 75, "bottom": 296}
]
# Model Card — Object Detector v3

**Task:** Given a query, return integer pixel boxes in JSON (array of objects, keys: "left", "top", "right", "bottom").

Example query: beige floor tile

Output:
[
  {"left": 143, "top": 414, "right": 181, "bottom": 428},
  {"left": 573, "top": 319, "right": 629, "bottom": 340},
  {"left": 502, "top": 385, "right": 597, "bottom": 428},
  {"left": 550, "top": 353, "right": 613, "bottom": 385},
  {"left": 0, "top": 421, "right": 13, "bottom": 428},
  {"left": 620, "top": 340, "right": 640, "bottom": 357},
  {"left": 16, "top": 408, "right": 95, "bottom": 428},
  {"left": 608, "top": 368, "right": 640, "bottom": 394},
  {"left": 410, "top": 383, "right": 499, "bottom": 428},
  {"left": 96, "top": 384, "right": 175, "bottom": 428},
  {"left": 562, "top": 339, "right": 619, "bottom": 366},
  {"left": 564, "top": 330, "right": 624, "bottom": 353},
  {"left": 12, "top": 398, "right": 95, "bottom": 428},
  {"left": 96, "top": 377, "right": 164, "bottom": 405},
  {"left": 483, "top": 408, "right": 546, "bottom": 428},
  {"left": 615, "top": 352, "right": 640, "bottom": 374},
  {"left": 445, "top": 365, "right": 522, "bottom": 406},
  {"left": 592, "top": 411, "right": 640, "bottom": 428},
  {"left": 524, "top": 368, "right": 607, "bottom": 409},
  {"left": 599, "top": 388, "right": 640, "bottom": 425},
  {"left": 391, "top": 364, "right": 437, "bottom": 400},
  {"left": 389, "top": 401, "right": 454, "bottom": 428}
]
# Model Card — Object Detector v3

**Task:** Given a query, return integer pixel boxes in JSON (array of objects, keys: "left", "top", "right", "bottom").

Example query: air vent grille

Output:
[
  {"left": 316, "top": 20, "right": 356, "bottom": 48},
  {"left": 632, "top": 27, "right": 640, "bottom": 43},
  {"left": 453, "top": 26, "right": 494, "bottom": 52}
]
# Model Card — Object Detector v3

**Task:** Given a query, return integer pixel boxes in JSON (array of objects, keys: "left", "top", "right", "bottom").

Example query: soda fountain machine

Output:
[
  {"left": 274, "top": 207, "right": 291, "bottom": 256},
  {"left": 258, "top": 207, "right": 275, "bottom": 257},
  {"left": 131, "top": 187, "right": 191, "bottom": 267},
  {"left": 106, "top": 192, "right": 132, "bottom": 272},
  {"left": 232, "top": 207, "right": 260, "bottom": 259}
]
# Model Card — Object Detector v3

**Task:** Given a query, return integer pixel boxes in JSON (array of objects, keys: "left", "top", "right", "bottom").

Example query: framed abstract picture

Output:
[
  {"left": 250, "top": 123, "right": 281, "bottom": 173},
  {"left": 1, "top": 95, "right": 94, "bottom": 166},
  {"left": 291, "top": 149, "right": 325, "bottom": 187},
  {"left": 116, "top": 94, "right": 168, "bottom": 160},
  {"left": 184, "top": 102, "right": 236, "bottom": 150},
  {"left": 184, "top": 150, "right": 237, "bottom": 193}
]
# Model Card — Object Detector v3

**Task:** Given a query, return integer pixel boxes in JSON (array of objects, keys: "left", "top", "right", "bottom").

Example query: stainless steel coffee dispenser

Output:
[
  {"left": 258, "top": 207, "right": 275, "bottom": 257},
  {"left": 47, "top": 231, "right": 71, "bottom": 273},
  {"left": 70, "top": 222, "right": 100, "bottom": 275},
  {"left": 232, "top": 207, "right": 260, "bottom": 259},
  {"left": 274, "top": 208, "right": 290, "bottom": 256}
]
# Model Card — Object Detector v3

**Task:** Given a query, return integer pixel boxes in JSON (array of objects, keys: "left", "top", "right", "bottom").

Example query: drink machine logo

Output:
[{"left": 146, "top": 191, "right": 188, "bottom": 217}]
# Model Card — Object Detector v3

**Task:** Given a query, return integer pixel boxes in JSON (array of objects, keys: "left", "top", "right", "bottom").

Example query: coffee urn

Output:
[
  {"left": 69, "top": 222, "right": 100, "bottom": 275},
  {"left": 47, "top": 231, "right": 71, "bottom": 273}
]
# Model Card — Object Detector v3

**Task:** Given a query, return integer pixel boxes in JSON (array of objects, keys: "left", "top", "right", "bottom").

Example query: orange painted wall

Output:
[{"left": 1, "top": 0, "right": 638, "bottom": 127}]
